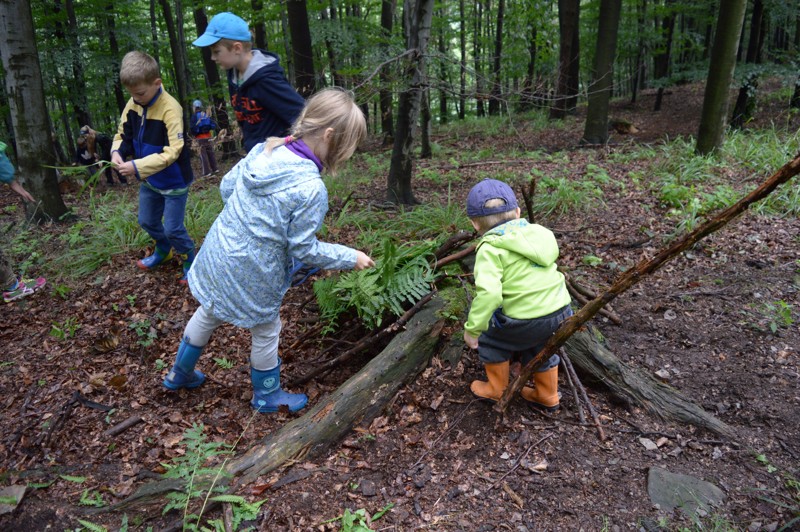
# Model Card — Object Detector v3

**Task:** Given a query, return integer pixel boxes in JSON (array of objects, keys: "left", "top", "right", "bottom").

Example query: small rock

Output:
[
  {"left": 764, "top": 522, "right": 779, "bottom": 532},
  {"left": 360, "top": 479, "right": 377, "bottom": 497},
  {"left": 747, "top": 522, "right": 762, "bottom": 532},
  {"left": 655, "top": 369, "right": 671, "bottom": 380},
  {"left": 664, "top": 309, "right": 677, "bottom": 320},
  {"left": 640, "top": 438, "right": 659, "bottom": 451}
]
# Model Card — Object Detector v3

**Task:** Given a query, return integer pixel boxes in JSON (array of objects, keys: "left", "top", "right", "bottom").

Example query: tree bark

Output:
[
  {"left": 158, "top": 0, "right": 191, "bottom": 127},
  {"left": 286, "top": 0, "right": 316, "bottom": 97},
  {"left": 252, "top": 0, "right": 268, "bottom": 51},
  {"left": 564, "top": 329, "right": 734, "bottom": 437},
  {"left": 581, "top": 0, "right": 622, "bottom": 145},
  {"left": 386, "top": 0, "right": 434, "bottom": 205},
  {"left": 105, "top": 1, "right": 127, "bottom": 114},
  {"left": 458, "top": 0, "right": 467, "bottom": 120},
  {"left": 63, "top": 0, "right": 92, "bottom": 128},
  {"left": 380, "top": 0, "right": 395, "bottom": 142},
  {"left": 696, "top": 0, "right": 747, "bottom": 155},
  {"left": 550, "top": 0, "right": 580, "bottom": 119},
  {"left": 653, "top": 0, "right": 676, "bottom": 112},
  {"left": 488, "top": 0, "right": 505, "bottom": 115},
  {"left": 0, "top": 0, "right": 69, "bottom": 222}
]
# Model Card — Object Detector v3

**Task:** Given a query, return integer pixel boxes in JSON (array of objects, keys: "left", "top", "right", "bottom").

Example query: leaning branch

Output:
[{"left": 497, "top": 151, "right": 800, "bottom": 413}]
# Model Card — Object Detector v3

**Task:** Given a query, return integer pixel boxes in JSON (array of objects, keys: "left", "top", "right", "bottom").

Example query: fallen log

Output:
[
  {"left": 563, "top": 329, "right": 734, "bottom": 438},
  {"left": 499, "top": 150, "right": 800, "bottom": 419},
  {"left": 104, "top": 296, "right": 446, "bottom": 511}
]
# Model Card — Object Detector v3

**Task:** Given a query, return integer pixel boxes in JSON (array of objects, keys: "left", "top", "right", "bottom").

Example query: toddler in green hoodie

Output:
[{"left": 464, "top": 179, "right": 572, "bottom": 411}]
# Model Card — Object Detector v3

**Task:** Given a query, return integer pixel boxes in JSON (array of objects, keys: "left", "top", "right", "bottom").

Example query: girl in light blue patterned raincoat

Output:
[{"left": 162, "top": 89, "right": 374, "bottom": 413}]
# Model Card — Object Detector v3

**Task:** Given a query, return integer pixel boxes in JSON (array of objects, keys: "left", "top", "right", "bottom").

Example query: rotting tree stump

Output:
[
  {"left": 564, "top": 328, "right": 734, "bottom": 438},
  {"left": 105, "top": 297, "right": 446, "bottom": 512}
]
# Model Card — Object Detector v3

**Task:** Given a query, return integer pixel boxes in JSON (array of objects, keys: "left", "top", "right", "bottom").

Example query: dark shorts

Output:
[{"left": 477, "top": 304, "right": 573, "bottom": 370}]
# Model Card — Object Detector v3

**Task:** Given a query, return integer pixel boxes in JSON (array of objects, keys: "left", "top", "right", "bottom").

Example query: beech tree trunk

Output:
[
  {"left": 581, "top": 0, "right": 622, "bottom": 145},
  {"left": 252, "top": 0, "right": 268, "bottom": 51},
  {"left": 158, "top": 0, "right": 191, "bottom": 126},
  {"left": 286, "top": 0, "right": 316, "bottom": 97},
  {"left": 696, "top": 0, "right": 747, "bottom": 155},
  {"left": 380, "top": 0, "right": 395, "bottom": 143},
  {"left": 386, "top": 0, "right": 434, "bottom": 205},
  {"left": 488, "top": 0, "right": 505, "bottom": 115},
  {"left": 0, "top": 0, "right": 69, "bottom": 222},
  {"left": 653, "top": 0, "right": 676, "bottom": 112},
  {"left": 550, "top": 0, "right": 580, "bottom": 119}
]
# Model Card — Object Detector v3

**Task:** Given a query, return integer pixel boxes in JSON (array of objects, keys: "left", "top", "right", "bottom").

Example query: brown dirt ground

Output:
[{"left": 1, "top": 83, "right": 799, "bottom": 531}]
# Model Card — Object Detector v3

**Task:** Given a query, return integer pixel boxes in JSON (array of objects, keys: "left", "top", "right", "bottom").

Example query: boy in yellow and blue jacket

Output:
[
  {"left": 463, "top": 179, "right": 572, "bottom": 411},
  {"left": 111, "top": 51, "right": 196, "bottom": 284}
]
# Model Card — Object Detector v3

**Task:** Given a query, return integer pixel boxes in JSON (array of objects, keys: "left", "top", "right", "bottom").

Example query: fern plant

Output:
[{"left": 314, "top": 239, "right": 438, "bottom": 330}]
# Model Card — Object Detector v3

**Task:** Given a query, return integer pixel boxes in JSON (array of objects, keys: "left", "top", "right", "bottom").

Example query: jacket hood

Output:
[
  {"left": 239, "top": 144, "right": 319, "bottom": 195},
  {"left": 238, "top": 50, "right": 282, "bottom": 88},
  {"left": 480, "top": 219, "right": 560, "bottom": 266}
]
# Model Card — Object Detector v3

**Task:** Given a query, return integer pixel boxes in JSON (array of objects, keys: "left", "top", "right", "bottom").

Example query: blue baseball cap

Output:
[
  {"left": 466, "top": 179, "right": 519, "bottom": 217},
  {"left": 193, "top": 12, "right": 251, "bottom": 47}
]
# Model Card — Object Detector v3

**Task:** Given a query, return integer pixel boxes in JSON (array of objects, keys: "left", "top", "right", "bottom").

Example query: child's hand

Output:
[
  {"left": 116, "top": 161, "right": 136, "bottom": 179},
  {"left": 354, "top": 251, "right": 375, "bottom": 270},
  {"left": 463, "top": 331, "right": 479, "bottom": 349},
  {"left": 110, "top": 152, "right": 124, "bottom": 166}
]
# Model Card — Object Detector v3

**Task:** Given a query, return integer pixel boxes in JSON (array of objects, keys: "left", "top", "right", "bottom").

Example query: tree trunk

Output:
[
  {"left": 158, "top": 0, "right": 191, "bottom": 127},
  {"left": 280, "top": 2, "right": 294, "bottom": 85},
  {"left": 105, "top": 2, "right": 127, "bottom": 114},
  {"left": 696, "top": 0, "right": 747, "bottom": 155},
  {"left": 287, "top": 0, "right": 316, "bottom": 97},
  {"left": 458, "top": 0, "right": 466, "bottom": 120},
  {"left": 791, "top": 77, "right": 800, "bottom": 109},
  {"left": 193, "top": 4, "right": 237, "bottom": 159},
  {"left": 581, "top": 0, "right": 622, "bottom": 145},
  {"left": 380, "top": 0, "right": 395, "bottom": 143},
  {"left": 420, "top": 89, "right": 432, "bottom": 158},
  {"left": 107, "top": 297, "right": 446, "bottom": 509},
  {"left": 488, "top": 0, "right": 505, "bottom": 115},
  {"left": 321, "top": 6, "right": 344, "bottom": 88},
  {"left": 386, "top": 0, "right": 434, "bottom": 205},
  {"left": 64, "top": 0, "right": 92, "bottom": 128},
  {"left": 630, "top": 0, "right": 646, "bottom": 104},
  {"left": 653, "top": 0, "right": 676, "bottom": 112},
  {"left": 550, "top": 0, "right": 580, "bottom": 119},
  {"left": 149, "top": 0, "right": 159, "bottom": 64},
  {"left": 730, "top": 0, "right": 765, "bottom": 129},
  {"left": 252, "top": 0, "right": 268, "bottom": 51},
  {"left": 437, "top": 8, "right": 449, "bottom": 124},
  {"left": 474, "top": 1, "right": 485, "bottom": 117},
  {"left": 0, "top": 0, "right": 69, "bottom": 222},
  {"left": 746, "top": 0, "right": 765, "bottom": 64},
  {"left": 520, "top": 23, "right": 538, "bottom": 111}
]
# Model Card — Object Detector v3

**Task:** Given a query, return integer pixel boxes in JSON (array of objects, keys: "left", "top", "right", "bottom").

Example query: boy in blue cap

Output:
[
  {"left": 463, "top": 179, "right": 573, "bottom": 412},
  {"left": 193, "top": 12, "right": 305, "bottom": 153}
]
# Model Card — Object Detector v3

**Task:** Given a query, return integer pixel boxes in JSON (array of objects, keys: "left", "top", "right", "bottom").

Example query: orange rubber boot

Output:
[
  {"left": 470, "top": 361, "right": 510, "bottom": 402},
  {"left": 521, "top": 366, "right": 560, "bottom": 412}
]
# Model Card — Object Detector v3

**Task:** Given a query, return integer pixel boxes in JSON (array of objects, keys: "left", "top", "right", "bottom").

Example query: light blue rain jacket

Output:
[{"left": 187, "top": 143, "right": 356, "bottom": 328}]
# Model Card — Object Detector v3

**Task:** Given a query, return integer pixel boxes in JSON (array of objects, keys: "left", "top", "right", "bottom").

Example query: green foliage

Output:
[
  {"left": 129, "top": 319, "right": 157, "bottom": 348},
  {"left": 75, "top": 519, "right": 108, "bottom": 532},
  {"left": 437, "top": 285, "right": 471, "bottom": 322},
  {"left": 322, "top": 504, "right": 395, "bottom": 532},
  {"left": 50, "top": 317, "right": 80, "bottom": 340},
  {"left": 78, "top": 489, "right": 106, "bottom": 508},
  {"left": 314, "top": 239, "right": 437, "bottom": 331},
  {"left": 213, "top": 357, "right": 235, "bottom": 370},
  {"left": 754, "top": 454, "right": 800, "bottom": 531},
  {"left": 59, "top": 474, "right": 87, "bottom": 484},
  {"left": 154, "top": 359, "right": 167, "bottom": 371},
  {"left": 531, "top": 172, "right": 605, "bottom": 218}
]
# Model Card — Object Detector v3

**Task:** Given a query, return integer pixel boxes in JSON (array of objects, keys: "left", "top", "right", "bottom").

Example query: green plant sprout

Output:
[
  {"left": 129, "top": 319, "right": 157, "bottom": 347},
  {"left": 322, "top": 504, "right": 394, "bottom": 532},
  {"left": 50, "top": 317, "right": 81, "bottom": 340},
  {"left": 213, "top": 357, "right": 235, "bottom": 370}
]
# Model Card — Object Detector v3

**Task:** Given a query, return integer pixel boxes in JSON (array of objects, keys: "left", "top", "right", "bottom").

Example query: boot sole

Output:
[
  {"left": 162, "top": 377, "right": 205, "bottom": 390},
  {"left": 252, "top": 398, "right": 308, "bottom": 413}
]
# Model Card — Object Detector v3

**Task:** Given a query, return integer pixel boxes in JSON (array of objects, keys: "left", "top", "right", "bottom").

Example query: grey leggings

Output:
[{"left": 183, "top": 305, "right": 281, "bottom": 371}]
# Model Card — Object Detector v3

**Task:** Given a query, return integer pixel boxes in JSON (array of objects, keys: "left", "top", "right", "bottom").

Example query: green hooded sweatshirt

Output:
[{"left": 465, "top": 218, "right": 571, "bottom": 337}]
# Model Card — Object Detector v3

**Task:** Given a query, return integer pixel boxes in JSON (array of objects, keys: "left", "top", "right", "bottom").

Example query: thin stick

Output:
[
  {"left": 436, "top": 244, "right": 476, "bottom": 268},
  {"left": 561, "top": 352, "right": 606, "bottom": 441},
  {"left": 561, "top": 358, "right": 586, "bottom": 424}
]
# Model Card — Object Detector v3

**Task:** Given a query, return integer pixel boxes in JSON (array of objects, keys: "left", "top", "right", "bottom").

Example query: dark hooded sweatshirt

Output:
[{"left": 227, "top": 50, "right": 306, "bottom": 153}]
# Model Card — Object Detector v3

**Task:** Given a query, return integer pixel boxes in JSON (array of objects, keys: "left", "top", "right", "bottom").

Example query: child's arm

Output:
[
  {"left": 464, "top": 248, "right": 504, "bottom": 339},
  {"left": 260, "top": 73, "right": 306, "bottom": 127},
  {"left": 286, "top": 185, "right": 364, "bottom": 271}
]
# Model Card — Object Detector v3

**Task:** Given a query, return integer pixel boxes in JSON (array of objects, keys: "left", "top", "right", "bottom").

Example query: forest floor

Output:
[{"left": 1, "top": 82, "right": 799, "bottom": 532}]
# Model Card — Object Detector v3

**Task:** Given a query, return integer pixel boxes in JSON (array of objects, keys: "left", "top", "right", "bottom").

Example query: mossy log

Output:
[
  {"left": 564, "top": 328, "right": 734, "bottom": 438},
  {"left": 105, "top": 297, "right": 445, "bottom": 512}
]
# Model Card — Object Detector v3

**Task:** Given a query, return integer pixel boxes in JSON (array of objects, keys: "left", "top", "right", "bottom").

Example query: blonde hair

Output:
[
  {"left": 119, "top": 51, "right": 160, "bottom": 87},
  {"left": 265, "top": 88, "right": 366, "bottom": 174},
  {"left": 470, "top": 199, "right": 519, "bottom": 233},
  {"left": 217, "top": 38, "right": 252, "bottom": 52}
]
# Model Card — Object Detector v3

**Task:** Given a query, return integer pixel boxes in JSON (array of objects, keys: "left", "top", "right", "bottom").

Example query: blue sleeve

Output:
[
  {"left": 253, "top": 72, "right": 305, "bottom": 127},
  {"left": 0, "top": 152, "right": 15, "bottom": 184}
]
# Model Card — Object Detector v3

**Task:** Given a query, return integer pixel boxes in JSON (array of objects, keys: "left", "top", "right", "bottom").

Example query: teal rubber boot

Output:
[
  {"left": 178, "top": 248, "right": 196, "bottom": 285},
  {"left": 163, "top": 338, "right": 206, "bottom": 390},
  {"left": 250, "top": 359, "right": 308, "bottom": 413},
  {"left": 138, "top": 245, "right": 173, "bottom": 270}
]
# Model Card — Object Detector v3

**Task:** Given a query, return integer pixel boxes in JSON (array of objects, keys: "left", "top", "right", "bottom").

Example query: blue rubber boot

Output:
[
  {"left": 137, "top": 245, "right": 173, "bottom": 270},
  {"left": 178, "top": 248, "right": 196, "bottom": 285},
  {"left": 163, "top": 338, "right": 206, "bottom": 390},
  {"left": 251, "top": 359, "right": 308, "bottom": 413}
]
